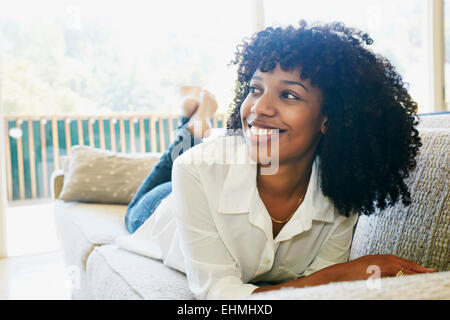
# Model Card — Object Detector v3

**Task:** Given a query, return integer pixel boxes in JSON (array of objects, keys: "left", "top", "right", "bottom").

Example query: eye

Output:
[
  {"left": 249, "top": 86, "right": 262, "bottom": 95},
  {"left": 280, "top": 91, "right": 301, "bottom": 101}
]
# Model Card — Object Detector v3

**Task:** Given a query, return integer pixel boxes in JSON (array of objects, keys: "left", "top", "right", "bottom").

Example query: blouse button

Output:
[{"left": 264, "top": 258, "right": 271, "bottom": 265}]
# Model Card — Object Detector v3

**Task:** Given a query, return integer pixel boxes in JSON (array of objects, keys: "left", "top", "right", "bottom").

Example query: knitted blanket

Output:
[{"left": 248, "top": 271, "right": 450, "bottom": 300}]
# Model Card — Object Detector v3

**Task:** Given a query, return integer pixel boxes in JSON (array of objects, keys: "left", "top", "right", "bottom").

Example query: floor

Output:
[
  {"left": 0, "top": 251, "right": 71, "bottom": 299},
  {"left": 0, "top": 201, "right": 71, "bottom": 299},
  {"left": 6, "top": 201, "right": 61, "bottom": 256}
]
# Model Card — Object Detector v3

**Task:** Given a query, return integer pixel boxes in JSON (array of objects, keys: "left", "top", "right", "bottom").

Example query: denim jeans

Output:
[{"left": 125, "top": 116, "right": 203, "bottom": 233}]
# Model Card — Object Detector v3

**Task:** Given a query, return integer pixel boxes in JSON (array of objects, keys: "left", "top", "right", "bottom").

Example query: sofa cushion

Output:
[
  {"left": 59, "top": 145, "right": 162, "bottom": 205},
  {"left": 86, "top": 244, "right": 194, "bottom": 300},
  {"left": 350, "top": 128, "right": 449, "bottom": 271},
  {"left": 248, "top": 270, "right": 450, "bottom": 300},
  {"left": 54, "top": 200, "right": 129, "bottom": 245}
]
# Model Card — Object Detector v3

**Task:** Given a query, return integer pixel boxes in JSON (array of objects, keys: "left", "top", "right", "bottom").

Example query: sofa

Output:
[{"left": 52, "top": 112, "right": 450, "bottom": 300}]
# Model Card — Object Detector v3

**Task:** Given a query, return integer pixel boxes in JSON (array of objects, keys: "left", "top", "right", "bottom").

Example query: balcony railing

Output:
[{"left": 4, "top": 113, "right": 228, "bottom": 202}]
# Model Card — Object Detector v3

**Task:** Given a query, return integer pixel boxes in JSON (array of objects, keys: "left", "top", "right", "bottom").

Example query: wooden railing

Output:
[{"left": 4, "top": 113, "right": 228, "bottom": 202}]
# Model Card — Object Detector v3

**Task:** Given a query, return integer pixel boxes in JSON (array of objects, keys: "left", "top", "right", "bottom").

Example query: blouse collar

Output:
[{"left": 218, "top": 136, "right": 336, "bottom": 242}]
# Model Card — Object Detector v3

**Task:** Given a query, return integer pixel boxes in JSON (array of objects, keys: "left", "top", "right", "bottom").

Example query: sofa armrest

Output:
[{"left": 51, "top": 169, "right": 65, "bottom": 200}]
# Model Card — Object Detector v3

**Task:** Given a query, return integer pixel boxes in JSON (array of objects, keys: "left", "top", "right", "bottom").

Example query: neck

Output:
[{"left": 257, "top": 153, "right": 315, "bottom": 201}]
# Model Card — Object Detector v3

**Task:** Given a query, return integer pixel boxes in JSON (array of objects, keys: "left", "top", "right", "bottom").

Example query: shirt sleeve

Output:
[
  {"left": 170, "top": 158, "right": 258, "bottom": 300},
  {"left": 301, "top": 213, "right": 359, "bottom": 277}
]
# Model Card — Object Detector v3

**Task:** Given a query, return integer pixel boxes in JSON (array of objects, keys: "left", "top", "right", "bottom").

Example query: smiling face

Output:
[{"left": 240, "top": 64, "right": 328, "bottom": 168}]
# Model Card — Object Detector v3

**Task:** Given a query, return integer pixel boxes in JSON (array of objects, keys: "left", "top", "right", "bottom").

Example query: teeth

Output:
[{"left": 250, "top": 126, "right": 277, "bottom": 136}]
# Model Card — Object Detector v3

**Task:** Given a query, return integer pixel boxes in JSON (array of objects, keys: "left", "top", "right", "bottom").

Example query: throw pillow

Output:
[{"left": 59, "top": 145, "right": 162, "bottom": 205}]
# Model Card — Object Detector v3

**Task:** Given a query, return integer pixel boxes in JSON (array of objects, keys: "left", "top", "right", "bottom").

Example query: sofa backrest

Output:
[
  {"left": 350, "top": 113, "right": 449, "bottom": 271},
  {"left": 417, "top": 112, "right": 450, "bottom": 129}
]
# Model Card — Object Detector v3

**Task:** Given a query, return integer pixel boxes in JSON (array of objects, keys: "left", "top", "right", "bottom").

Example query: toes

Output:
[{"left": 180, "top": 87, "right": 218, "bottom": 119}]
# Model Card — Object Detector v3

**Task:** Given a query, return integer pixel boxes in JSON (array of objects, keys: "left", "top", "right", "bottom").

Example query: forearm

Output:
[
  {"left": 252, "top": 253, "right": 435, "bottom": 295},
  {"left": 252, "top": 262, "right": 346, "bottom": 295}
]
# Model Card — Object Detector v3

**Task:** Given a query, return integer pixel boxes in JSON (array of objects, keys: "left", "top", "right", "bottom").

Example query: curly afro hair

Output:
[{"left": 226, "top": 20, "right": 422, "bottom": 217}]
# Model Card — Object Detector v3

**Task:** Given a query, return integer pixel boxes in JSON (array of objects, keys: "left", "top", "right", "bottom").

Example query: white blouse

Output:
[{"left": 116, "top": 134, "right": 359, "bottom": 300}]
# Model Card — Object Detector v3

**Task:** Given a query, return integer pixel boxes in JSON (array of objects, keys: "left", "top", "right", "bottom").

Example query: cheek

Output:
[
  {"left": 283, "top": 114, "right": 322, "bottom": 150},
  {"left": 239, "top": 99, "right": 253, "bottom": 129},
  {"left": 240, "top": 98, "right": 251, "bottom": 118}
]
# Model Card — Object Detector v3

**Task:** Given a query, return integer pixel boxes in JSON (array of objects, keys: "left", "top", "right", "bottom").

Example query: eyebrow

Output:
[
  {"left": 281, "top": 80, "right": 309, "bottom": 92},
  {"left": 251, "top": 76, "right": 309, "bottom": 92}
]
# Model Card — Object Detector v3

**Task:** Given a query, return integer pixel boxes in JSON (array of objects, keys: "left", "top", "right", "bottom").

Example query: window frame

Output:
[{"left": 428, "top": 0, "right": 446, "bottom": 112}]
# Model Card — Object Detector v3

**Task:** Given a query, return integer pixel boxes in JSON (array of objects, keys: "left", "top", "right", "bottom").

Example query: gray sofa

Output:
[{"left": 52, "top": 113, "right": 450, "bottom": 300}]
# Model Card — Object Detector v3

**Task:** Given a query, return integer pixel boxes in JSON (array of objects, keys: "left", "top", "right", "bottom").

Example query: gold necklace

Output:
[{"left": 270, "top": 190, "right": 307, "bottom": 224}]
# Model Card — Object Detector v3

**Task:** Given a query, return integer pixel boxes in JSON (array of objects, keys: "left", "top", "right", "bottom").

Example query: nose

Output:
[{"left": 250, "top": 92, "right": 277, "bottom": 117}]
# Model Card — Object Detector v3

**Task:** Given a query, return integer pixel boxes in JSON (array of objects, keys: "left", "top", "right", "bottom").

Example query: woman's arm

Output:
[
  {"left": 253, "top": 254, "right": 435, "bottom": 294},
  {"left": 253, "top": 262, "right": 344, "bottom": 293}
]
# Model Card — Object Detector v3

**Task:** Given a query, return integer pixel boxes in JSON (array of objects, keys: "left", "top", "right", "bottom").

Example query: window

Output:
[
  {"left": 263, "top": 0, "right": 431, "bottom": 113},
  {"left": 0, "top": 0, "right": 254, "bottom": 115},
  {"left": 0, "top": 0, "right": 446, "bottom": 204}
]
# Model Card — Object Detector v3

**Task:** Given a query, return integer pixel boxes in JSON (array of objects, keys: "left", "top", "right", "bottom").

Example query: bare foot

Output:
[
  {"left": 180, "top": 96, "right": 199, "bottom": 118},
  {"left": 179, "top": 85, "right": 203, "bottom": 118},
  {"left": 187, "top": 90, "right": 218, "bottom": 139}
]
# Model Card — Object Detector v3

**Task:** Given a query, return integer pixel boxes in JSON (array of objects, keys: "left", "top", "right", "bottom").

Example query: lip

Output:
[{"left": 248, "top": 120, "right": 286, "bottom": 131}]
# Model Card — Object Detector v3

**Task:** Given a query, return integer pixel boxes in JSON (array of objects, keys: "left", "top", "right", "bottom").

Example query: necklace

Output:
[{"left": 270, "top": 190, "right": 307, "bottom": 224}]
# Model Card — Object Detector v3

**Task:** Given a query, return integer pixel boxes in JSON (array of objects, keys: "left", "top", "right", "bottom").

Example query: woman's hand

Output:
[
  {"left": 335, "top": 254, "right": 435, "bottom": 282},
  {"left": 253, "top": 254, "right": 435, "bottom": 295}
]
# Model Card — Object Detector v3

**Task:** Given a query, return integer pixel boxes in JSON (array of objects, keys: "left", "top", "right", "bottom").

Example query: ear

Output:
[{"left": 320, "top": 115, "right": 328, "bottom": 134}]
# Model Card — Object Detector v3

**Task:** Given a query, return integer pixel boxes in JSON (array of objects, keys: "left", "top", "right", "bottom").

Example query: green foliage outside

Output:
[{"left": 0, "top": 1, "right": 247, "bottom": 115}]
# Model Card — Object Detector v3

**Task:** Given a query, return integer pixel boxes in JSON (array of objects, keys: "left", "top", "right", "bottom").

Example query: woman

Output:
[{"left": 118, "top": 20, "right": 434, "bottom": 300}]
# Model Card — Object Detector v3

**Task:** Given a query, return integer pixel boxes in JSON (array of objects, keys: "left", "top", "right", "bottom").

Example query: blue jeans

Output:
[{"left": 125, "top": 116, "right": 203, "bottom": 233}]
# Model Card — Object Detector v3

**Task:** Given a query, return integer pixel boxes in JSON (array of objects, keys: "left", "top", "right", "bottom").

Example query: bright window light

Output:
[
  {"left": 0, "top": 0, "right": 254, "bottom": 114},
  {"left": 263, "top": 0, "right": 429, "bottom": 112}
]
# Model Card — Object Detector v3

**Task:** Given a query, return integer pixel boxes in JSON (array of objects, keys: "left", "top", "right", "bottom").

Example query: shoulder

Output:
[
  {"left": 330, "top": 210, "right": 360, "bottom": 233},
  {"left": 172, "top": 134, "right": 256, "bottom": 199}
]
